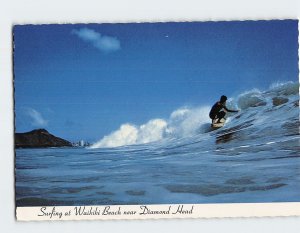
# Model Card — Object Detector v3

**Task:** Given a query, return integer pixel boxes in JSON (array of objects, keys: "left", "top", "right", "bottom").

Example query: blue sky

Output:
[{"left": 14, "top": 20, "right": 299, "bottom": 142}]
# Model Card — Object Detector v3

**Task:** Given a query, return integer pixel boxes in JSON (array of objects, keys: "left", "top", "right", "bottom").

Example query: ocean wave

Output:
[{"left": 91, "top": 81, "right": 299, "bottom": 148}]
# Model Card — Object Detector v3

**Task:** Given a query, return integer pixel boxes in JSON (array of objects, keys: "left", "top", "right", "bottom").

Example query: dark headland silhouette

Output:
[{"left": 15, "top": 129, "right": 72, "bottom": 148}]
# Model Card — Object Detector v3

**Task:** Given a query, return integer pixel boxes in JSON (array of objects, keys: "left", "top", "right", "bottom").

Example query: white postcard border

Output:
[{"left": 17, "top": 203, "right": 300, "bottom": 221}]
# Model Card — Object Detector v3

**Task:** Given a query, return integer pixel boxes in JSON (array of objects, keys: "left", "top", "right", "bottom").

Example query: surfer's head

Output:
[{"left": 220, "top": 95, "right": 227, "bottom": 103}]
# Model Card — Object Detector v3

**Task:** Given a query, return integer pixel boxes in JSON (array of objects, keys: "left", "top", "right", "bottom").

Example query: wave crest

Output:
[
  {"left": 237, "top": 89, "right": 266, "bottom": 110},
  {"left": 91, "top": 106, "right": 210, "bottom": 148},
  {"left": 91, "top": 81, "right": 298, "bottom": 148}
]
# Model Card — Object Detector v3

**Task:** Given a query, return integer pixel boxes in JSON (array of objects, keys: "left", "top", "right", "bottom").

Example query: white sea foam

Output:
[
  {"left": 90, "top": 124, "right": 138, "bottom": 148},
  {"left": 91, "top": 106, "right": 210, "bottom": 148},
  {"left": 236, "top": 89, "right": 265, "bottom": 110},
  {"left": 166, "top": 106, "right": 211, "bottom": 137},
  {"left": 90, "top": 119, "right": 168, "bottom": 148},
  {"left": 268, "top": 81, "right": 299, "bottom": 96}
]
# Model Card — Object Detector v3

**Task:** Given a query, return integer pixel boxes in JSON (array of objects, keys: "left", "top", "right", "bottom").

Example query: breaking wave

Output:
[
  {"left": 90, "top": 81, "right": 299, "bottom": 148},
  {"left": 90, "top": 106, "right": 211, "bottom": 148}
]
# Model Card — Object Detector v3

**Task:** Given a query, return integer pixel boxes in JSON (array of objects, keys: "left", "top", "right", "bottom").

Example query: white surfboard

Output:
[{"left": 211, "top": 118, "right": 226, "bottom": 128}]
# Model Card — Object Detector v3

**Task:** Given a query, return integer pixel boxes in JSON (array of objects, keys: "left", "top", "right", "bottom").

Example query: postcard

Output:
[{"left": 14, "top": 20, "right": 300, "bottom": 221}]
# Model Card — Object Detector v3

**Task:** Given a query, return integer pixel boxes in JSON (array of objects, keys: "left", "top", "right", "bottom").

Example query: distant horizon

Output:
[{"left": 13, "top": 20, "right": 299, "bottom": 142}]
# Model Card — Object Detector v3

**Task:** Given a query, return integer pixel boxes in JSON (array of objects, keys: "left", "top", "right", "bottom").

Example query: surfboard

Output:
[{"left": 211, "top": 118, "right": 226, "bottom": 129}]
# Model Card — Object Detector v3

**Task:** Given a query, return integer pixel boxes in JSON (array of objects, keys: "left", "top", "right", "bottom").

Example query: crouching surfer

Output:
[{"left": 209, "top": 95, "right": 239, "bottom": 125}]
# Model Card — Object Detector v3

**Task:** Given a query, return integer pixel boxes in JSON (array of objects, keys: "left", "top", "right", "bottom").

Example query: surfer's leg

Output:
[
  {"left": 210, "top": 114, "right": 217, "bottom": 124},
  {"left": 217, "top": 111, "right": 226, "bottom": 123}
]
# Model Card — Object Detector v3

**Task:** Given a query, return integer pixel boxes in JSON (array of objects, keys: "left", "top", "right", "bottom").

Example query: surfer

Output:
[{"left": 209, "top": 95, "right": 239, "bottom": 123}]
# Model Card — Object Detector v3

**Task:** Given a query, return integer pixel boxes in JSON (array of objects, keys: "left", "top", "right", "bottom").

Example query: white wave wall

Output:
[
  {"left": 90, "top": 106, "right": 211, "bottom": 148},
  {"left": 90, "top": 81, "right": 299, "bottom": 149},
  {"left": 90, "top": 119, "right": 167, "bottom": 148}
]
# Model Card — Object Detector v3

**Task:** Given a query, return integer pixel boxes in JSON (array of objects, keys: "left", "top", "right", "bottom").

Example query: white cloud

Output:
[
  {"left": 25, "top": 108, "right": 48, "bottom": 127},
  {"left": 72, "top": 28, "right": 121, "bottom": 52}
]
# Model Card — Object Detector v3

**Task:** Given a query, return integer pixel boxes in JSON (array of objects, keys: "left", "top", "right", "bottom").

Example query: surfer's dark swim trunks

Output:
[{"left": 209, "top": 102, "right": 225, "bottom": 119}]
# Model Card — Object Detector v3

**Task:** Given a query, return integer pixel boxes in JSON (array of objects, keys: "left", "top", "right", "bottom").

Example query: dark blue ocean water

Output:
[{"left": 16, "top": 82, "right": 300, "bottom": 206}]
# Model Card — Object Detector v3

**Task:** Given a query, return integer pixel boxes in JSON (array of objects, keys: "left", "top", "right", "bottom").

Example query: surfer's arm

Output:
[{"left": 224, "top": 106, "right": 239, "bottom": 113}]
